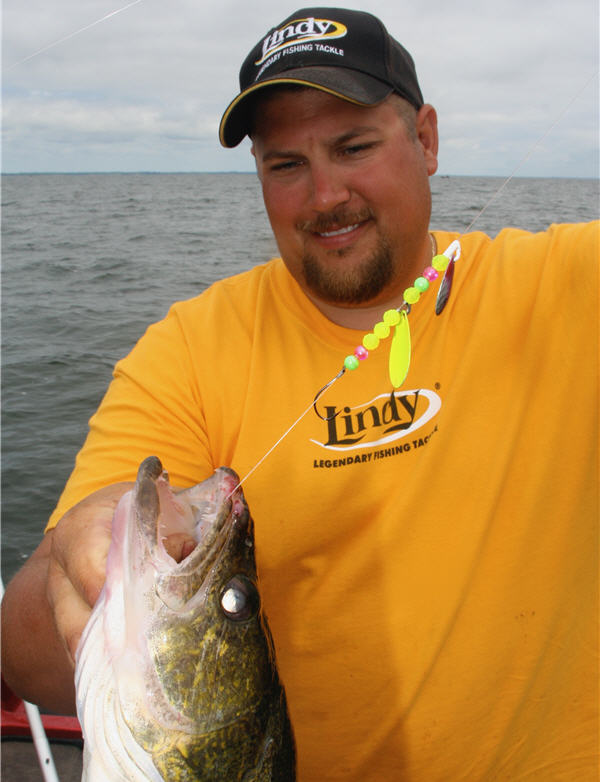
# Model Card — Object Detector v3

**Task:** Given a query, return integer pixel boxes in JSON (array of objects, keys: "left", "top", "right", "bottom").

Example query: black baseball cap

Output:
[{"left": 219, "top": 7, "right": 424, "bottom": 147}]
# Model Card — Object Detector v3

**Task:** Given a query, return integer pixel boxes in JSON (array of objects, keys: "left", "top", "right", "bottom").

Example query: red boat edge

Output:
[{"left": 1, "top": 676, "right": 82, "bottom": 741}]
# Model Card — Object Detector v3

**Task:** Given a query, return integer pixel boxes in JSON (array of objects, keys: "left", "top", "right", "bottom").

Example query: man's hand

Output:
[{"left": 47, "top": 482, "right": 133, "bottom": 665}]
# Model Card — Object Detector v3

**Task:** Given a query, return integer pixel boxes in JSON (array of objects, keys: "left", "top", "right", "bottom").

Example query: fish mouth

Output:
[{"left": 133, "top": 457, "right": 248, "bottom": 609}]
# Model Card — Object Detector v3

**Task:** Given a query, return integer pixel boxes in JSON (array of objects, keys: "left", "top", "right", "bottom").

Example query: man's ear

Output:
[
  {"left": 416, "top": 104, "right": 439, "bottom": 176},
  {"left": 250, "top": 142, "right": 263, "bottom": 181}
]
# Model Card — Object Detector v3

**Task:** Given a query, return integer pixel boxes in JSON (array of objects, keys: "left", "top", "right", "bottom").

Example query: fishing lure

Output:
[{"left": 312, "top": 239, "right": 461, "bottom": 420}]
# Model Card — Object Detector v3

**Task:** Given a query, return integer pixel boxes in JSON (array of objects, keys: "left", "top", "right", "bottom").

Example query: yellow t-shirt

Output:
[{"left": 49, "top": 223, "right": 599, "bottom": 780}]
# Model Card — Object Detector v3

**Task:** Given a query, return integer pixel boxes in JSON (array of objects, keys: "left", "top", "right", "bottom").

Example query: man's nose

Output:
[{"left": 308, "top": 162, "right": 351, "bottom": 212}]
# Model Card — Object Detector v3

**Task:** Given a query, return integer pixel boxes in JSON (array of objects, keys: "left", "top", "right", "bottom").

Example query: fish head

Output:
[{"left": 128, "top": 458, "right": 274, "bottom": 728}]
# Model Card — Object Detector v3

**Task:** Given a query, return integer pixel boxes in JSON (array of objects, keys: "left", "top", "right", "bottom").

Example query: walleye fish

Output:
[{"left": 75, "top": 456, "right": 295, "bottom": 781}]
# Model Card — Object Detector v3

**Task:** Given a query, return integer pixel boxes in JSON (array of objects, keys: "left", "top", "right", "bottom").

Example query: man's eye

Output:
[
  {"left": 270, "top": 160, "right": 301, "bottom": 172},
  {"left": 343, "top": 143, "right": 373, "bottom": 156}
]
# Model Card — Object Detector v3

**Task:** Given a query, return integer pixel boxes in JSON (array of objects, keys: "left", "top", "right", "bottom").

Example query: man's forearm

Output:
[{"left": 1, "top": 531, "right": 77, "bottom": 714}]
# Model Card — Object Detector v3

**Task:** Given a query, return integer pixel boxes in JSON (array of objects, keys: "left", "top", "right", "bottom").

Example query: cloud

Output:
[{"left": 2, "top": 0, "right": 598, "bottom": 175}]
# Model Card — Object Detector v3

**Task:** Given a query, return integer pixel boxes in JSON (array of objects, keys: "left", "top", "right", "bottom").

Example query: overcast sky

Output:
[{"left": 2, "top": 0, "right": 599, "bottom": 176}]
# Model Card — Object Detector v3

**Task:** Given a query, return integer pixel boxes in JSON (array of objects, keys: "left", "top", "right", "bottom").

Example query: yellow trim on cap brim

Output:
[{"left": 218, "top": 77, "right": 375, "bottom": 147}]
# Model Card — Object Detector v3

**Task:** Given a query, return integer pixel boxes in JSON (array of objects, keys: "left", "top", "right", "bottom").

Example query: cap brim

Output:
[{"left": 219, "top": 66, "right": 393, "bottom": 148}]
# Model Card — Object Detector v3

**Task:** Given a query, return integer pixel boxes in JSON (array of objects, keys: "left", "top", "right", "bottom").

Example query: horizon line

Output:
[{"left": 2, "top": 171, "right": 598, "bottom": 181}]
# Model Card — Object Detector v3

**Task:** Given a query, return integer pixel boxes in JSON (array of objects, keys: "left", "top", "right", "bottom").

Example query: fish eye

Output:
[{"left": 220, "top": 575, "right": 259, "bottom": 622}]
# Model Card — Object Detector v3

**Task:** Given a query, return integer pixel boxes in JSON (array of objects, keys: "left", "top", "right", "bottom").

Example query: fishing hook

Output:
[{"left": 313, "top": 367, "right": 346, "bottom": 420}]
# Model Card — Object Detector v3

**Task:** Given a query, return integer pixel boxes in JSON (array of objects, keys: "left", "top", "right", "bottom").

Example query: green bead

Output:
[
  {"left": 344, "top": 355, "right": 360, "bottom": 371},
  {"left": 403, "top": 287, "right": 421, "bottom": 304},
  {"left": 414, "top": 276, "right": 430, "bottom": 292},
  {"left": 363, "top": 332, "right": 380, "bottom": 350},
  {"left": 432, "top": 253, "right": 449, "bottom": 272},
  {"left": 373, "top": 321, "right": 390, "bottom": 339},
  {"left": 383, "top": 309, "right": 401, "bottom": 326}
]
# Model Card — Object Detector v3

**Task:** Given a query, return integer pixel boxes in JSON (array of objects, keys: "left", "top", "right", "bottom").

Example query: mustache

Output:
[{"left": 297, "top": 207, "right": 374, "bottom": 234}]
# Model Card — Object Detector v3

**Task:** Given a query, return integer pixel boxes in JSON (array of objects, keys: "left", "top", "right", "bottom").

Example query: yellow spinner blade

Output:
[{"left": 389, "top": 310, "right": 411, "bottom": 388}]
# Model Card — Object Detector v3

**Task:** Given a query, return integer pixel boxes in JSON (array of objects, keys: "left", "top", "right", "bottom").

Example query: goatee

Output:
[{"left": 302, "top": 236, "right": 394, "bottom": 305}]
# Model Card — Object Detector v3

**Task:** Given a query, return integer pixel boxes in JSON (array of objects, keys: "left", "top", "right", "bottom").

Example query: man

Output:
[{"left": 2, "top": 7, "right": 598, "bottom": 780}]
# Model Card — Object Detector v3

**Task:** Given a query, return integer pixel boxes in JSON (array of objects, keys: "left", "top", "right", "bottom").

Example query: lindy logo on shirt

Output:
[
  {"left": 255, "top": 17, "right": 347, "bottom": 65},
  {"left": 311, "top": 388, "right": 441, "bottom": 451}
]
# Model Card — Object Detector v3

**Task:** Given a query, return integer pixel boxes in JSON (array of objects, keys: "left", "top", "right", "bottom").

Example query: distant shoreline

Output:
[{"left": 2, "top": 171, "right": 599, "bottom": 180}]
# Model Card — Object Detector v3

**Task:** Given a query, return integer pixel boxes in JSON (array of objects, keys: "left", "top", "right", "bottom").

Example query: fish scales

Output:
[{"left": 75, "top": 456, "right": 295, "bottom": 781}]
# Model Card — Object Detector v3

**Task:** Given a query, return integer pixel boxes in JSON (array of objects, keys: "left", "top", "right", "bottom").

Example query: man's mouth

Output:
[
  {"left": 318, "top": 223, "right": 360, "bottom": 238},
  {"left": 299, "top": 208, "right": 374, "bottom": 239}
]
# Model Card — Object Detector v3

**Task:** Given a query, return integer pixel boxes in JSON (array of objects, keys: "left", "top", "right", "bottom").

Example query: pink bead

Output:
[
  {"left": 423, "top": 266, "right": 439, "bottom": 281},
  {"left": 354, "top": 345, "right": 368, "bottom": 360}
]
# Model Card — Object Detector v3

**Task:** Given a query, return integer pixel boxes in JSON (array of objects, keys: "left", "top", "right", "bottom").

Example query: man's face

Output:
[{"left": 252, "top": 89, "right": 438, "bottom": 312}]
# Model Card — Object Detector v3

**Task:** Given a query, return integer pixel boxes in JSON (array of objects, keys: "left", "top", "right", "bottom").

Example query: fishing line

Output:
[
  {"left": 462, "top": 69, "right": 599, "bottom": 234},
  {"left": 229, "top": 392, "right": 341, "bottom": 497},
  {"left": 231, "top": 366, "right": 414, "bottom": 496},
  {"left": 6, "top": 0, "right": 144, "bottom": 71},
  {"left": 229, "top": 70, "right": 597, "bottom": 497}
]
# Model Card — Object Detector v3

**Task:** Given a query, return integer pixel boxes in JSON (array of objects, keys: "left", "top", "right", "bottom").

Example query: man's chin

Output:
[{"left": 302, "top": 250, "right": 394, "bottom": 306}]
